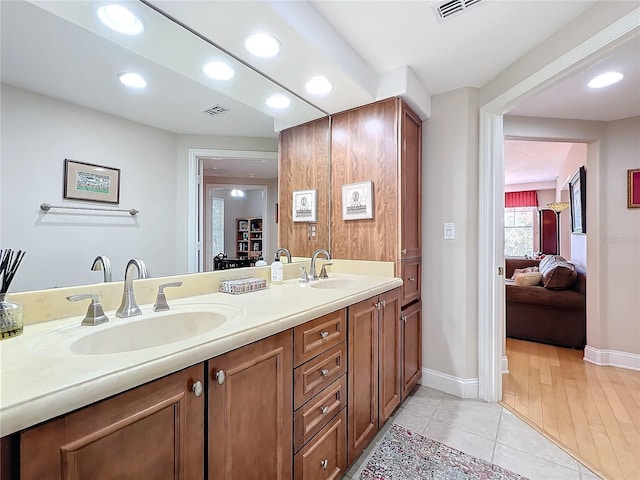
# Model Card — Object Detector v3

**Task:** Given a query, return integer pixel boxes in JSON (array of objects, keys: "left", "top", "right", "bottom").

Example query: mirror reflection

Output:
[{"left": 0, "top": 0, "right": 326, "bottom": 292}]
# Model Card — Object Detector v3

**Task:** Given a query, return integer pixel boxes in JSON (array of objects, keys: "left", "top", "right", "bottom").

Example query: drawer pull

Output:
[
  {"left": 320, "top": 406, "right": 329, "bottom": 414},
  {"left": 191, "top": 381, "right": 203, "bottom": 397},
  {"left": 320, "top": 331, "right": 329, "bottom": 338},
  {"left": 409, "top": 277, "right": 416, "bottom": 282},
  {"left": 320, "top": 368, "right": 330, "bottom": 376},
  {"left": 320, "top": 459, "right": 328, "bottom": 470},
  {"left": 401, "top": 248, "right": 407, "bottom": 255}
]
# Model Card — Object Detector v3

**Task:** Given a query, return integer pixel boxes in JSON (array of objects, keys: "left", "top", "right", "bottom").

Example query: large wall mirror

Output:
[{"left": 0, "top": 0, "right": 328, "bottom": 292}]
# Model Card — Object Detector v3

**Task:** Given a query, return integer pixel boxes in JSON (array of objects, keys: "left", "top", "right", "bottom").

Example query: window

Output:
[
  {"left": 211, "top": 197, "right": 225, "bottom": 255},
  {"left": 504, "top": 207, "right": 535, "bottom": 257}
]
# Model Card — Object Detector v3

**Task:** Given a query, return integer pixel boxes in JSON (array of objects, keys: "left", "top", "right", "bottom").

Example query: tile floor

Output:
[{"left": 345, "top": 386, "right": 602, "bottom": 480}]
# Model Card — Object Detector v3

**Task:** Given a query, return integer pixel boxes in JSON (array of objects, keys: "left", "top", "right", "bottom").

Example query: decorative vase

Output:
[{"left": 0, "top": 293, "right": 23, "bottom": 339}]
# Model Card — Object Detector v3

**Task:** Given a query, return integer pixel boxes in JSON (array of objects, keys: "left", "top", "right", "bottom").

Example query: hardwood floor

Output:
[{"left": 502, "top": 338, "right": 640, "bottom": 480}]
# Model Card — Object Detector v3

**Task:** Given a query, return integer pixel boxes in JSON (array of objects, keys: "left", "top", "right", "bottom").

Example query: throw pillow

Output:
[
  {"left": 514, "top": 272, "right": 543, "bottom": 286},
  {"left": 510, "top": 266, "right": 539, "bottom": 280},
  {"left": 539, "top": 256, "right": 577, "bottom": 290}
]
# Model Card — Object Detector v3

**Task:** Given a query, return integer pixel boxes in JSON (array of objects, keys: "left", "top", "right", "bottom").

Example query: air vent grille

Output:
[
  {"left": 202, "top": 105, "right": 229, "bottom": 117},
  {"left": 433, "top": 0, "right": 484, "bottom": 22}
]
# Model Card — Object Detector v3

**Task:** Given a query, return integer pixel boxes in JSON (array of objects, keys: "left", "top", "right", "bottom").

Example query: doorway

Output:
[{"left": 477, "top": 15, "right": 638, "bottom": 402}]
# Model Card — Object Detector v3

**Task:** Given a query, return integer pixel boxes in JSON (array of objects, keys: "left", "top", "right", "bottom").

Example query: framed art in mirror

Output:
[
  {"left": 628, "top": 168, "right": 640, "bottom": 208},
  {"left": 64, "top": 159, "right": 120, "bottom": 204},
  {"left": 569, "top": 166, "right": 586, "bottom": 234}
]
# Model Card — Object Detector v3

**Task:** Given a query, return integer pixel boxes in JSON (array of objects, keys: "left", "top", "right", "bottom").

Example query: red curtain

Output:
[{"left": 505, "top": 191, "right": 538, "bottom": 208}]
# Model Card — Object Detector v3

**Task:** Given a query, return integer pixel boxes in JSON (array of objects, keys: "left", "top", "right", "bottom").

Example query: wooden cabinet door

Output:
[
  {"left": 378, "top": 288, "right": 402, "bottom": 426},
  {"left": 347, "top": 297, "right": 379, "bottom": 465},
  {"left": 400, "top": 257, "right": 421, "bottom": 307},
  {"left": 208, "top": 330, "right": 293, "bottom": 480},
  {"left": 399, "top": 101, "right": 422, "bottom": 260},
  {"left": 20, "top": 364, "right": 205, "bottom": 480},
  {"left": 401, "top": 300, "right": 423, "bottom": 400}
]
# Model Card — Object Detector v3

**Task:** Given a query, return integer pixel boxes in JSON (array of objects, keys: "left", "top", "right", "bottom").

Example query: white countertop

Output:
[{"left": 0, "top": 273, "right": 401, "bottom": 437}]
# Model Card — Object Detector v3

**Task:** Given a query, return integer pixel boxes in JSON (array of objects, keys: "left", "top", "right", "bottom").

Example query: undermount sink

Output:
[
  {"left": 309, "top": 279, "right": 360, "bottom": 290},
  {"left": 69, "top": 307, "right": 236, "bottom": 355}
]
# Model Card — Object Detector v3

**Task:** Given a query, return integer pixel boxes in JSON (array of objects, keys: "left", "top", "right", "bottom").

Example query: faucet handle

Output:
[
  {"left": 299, "top": 266, "right": 309, "bottom": 284},
  {"left": 319, "top": 263, "right": 333, "bottom": 279},
  {"left": 153, "top": 282, "right": 183, "bottom": 312},
  {"left": 67, "top": 294, "right": 109, "bottom": 326}
]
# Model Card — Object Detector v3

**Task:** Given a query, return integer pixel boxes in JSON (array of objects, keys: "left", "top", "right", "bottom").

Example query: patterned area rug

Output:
[{"left": 358, "top": 424, "right": 529, "bottom": 480}]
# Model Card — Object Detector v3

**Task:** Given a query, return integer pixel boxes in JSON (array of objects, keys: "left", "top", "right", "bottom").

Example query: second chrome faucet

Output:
[{"left": 116, "top": 258, "right": 149, "bottom": 318}]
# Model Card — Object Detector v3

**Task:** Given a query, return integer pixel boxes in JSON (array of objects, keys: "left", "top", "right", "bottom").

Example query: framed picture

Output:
[
  {"left": 628, "top": 169, "right": 640, "bottom": 208},
  {"left": 64, "top": 159, "right": 120, "bottom": 204},
  {"left": 342, "top": 181, "right": 374, "bottom": 220},
  {"left": 569, "top": 166, "right": 586, "bottom": 234},
  {"left": 292, "top": 189, "right": 317, "bottom": 222}
]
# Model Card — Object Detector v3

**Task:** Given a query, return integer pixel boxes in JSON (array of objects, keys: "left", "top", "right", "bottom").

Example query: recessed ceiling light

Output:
[
  {"left": 97, "top": 4, "right": 144, "bottom": 36},
  {"left": 266, "top": 94, "right": 290, "bottom": 109},
  {"left": 118, "top": 72, "right": 147, "bottom": 89},
  {"left": 305, "top": 76, "right": 333, "bottom": 95},
  {"left": 588, "top": 71, "right": 624, "bottom": 89},
  {"left": 203, "top": 61, "right": 235, "bottom": 80},
  {"left": 245, "top": 33, "right": 281, "bottom": 58}
]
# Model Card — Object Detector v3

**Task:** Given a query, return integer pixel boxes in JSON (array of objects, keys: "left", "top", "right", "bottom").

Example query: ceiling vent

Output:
[
  {"left": 202, "top": 104, "right": 229, "bottom": 117},
  {"left": 432, "top": 0, "right": 484, "bottom": 22}
]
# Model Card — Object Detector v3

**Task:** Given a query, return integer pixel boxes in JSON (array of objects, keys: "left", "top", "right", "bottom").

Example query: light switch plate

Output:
[{"left": 444, "top": 222, "right": 455, "bottom": 240}]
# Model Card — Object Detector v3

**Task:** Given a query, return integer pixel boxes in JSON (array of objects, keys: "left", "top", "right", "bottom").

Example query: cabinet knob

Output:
[
  {"left": 409, "top": 277, "right": 416, "bottom": 282},
  {"left": 401, "top": 248, "right": 407, "bottom": 255},
  {"left": 320, "top": 368, "right": 330, "bottom": 376},
  {"left": 320, "top": 331, "right": 329, "bottom": 339},
  {"left": 320, "top": 459, "right": 328, "bottom": 470},
  {"left": 215, "top": 370, "right": 226, "bottom": 385},
  {"left": 191, "top": 381, "right": 203, "bottom": 397},
  {"left": 320, "top": 406, "right": 329, "bottom": 414},
  {"left": 401, "top": 315, "right": 407, "bottom": 323}
]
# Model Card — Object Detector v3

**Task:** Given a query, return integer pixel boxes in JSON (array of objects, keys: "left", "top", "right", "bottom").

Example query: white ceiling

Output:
[
  {"left": 2, "top": 0, "right": 638, "bottom": 180},
  {"left": 504, "top": 140, "right": 577, "bottom": 187}
]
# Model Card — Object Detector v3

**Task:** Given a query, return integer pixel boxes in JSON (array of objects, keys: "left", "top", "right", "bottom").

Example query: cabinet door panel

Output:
[
  {"left": 400, "top": 258, "right": 421, "bottom": 306},
  {"left": 378, "top": 288, "right": 402, "bottom": 426},
  {"left": 400, "top": 102, "right": 422, "bottom": 260},
  {"left": 294, "top": 408, "right": 347, "bottom": 480},
  {"left": 347, "top": 298, "right": 379, "bottom": 465},
  {"left": 20, "top": 364, "right": 205, "bottom": 480},
  {"left": 208, "top": 330, "right": 293, "bottom": 480},
  {"left": 402, "top": 301, "right": 423, "bottom": 400}
]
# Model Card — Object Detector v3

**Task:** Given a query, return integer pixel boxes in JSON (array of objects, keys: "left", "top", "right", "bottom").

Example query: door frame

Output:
[
  {"left": 187, "top": 149, "right": 278, "bottom": 273},
  {"left": 477, "top": 12, "right": 639, "bottom": 402}
]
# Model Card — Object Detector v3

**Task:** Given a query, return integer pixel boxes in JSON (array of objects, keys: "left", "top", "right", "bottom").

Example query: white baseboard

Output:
[
  {"left": 584, "top": 346, "right": 640, "bottom": 371},
  {"left": 420, "top": 368, "right": 479, "bottom": 399},
  {"left": 502, "top": 355, "right": 509, "bottom": 374}
]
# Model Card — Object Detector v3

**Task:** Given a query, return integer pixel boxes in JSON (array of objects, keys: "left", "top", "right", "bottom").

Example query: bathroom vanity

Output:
[{"left": 1, "top": 269, "right": 419, "bottom": 479}]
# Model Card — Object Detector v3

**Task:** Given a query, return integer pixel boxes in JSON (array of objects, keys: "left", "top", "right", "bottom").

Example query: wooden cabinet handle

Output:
[
  {"left": 320, "top": 369, "right": 330, "bottom": 376},
  {"left": 320, "top": 459, "right": 328, "bottom": 470},
  {"left": 320, "top": 331, "right": 329, "bottom": 338}
]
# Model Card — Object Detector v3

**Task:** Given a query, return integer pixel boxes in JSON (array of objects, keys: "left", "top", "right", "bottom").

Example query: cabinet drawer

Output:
[
  {"left": 294, "top": 374, "right": 346, "bottom": 452},
  {"left": 401, "top": 257, "right": 421, "bottom": 306},
  {"left": 294, "top": 309, "right": 346, "bottom": 367},
  {"left": 294, "top": 342, "right": 346, "bottom": 410},
  {"left": 294, "top": 408, "right": 347, "bottom": 480}
]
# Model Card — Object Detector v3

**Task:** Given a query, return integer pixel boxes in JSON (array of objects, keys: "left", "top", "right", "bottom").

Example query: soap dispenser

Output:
[{"left": 271, "top": 253, "right": 284, "bottom": 284}]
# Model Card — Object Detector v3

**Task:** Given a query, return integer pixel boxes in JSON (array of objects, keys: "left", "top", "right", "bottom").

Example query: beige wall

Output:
[{"left": 422, "top": 87, "right": 479, "bottom": 380}]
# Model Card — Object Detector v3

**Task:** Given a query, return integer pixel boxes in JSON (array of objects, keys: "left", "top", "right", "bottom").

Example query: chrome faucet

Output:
[
  {"left": 91, "top": 255, "right": 112, "bottom": 282},
  {"left": 275, "top": 247, "right": 292, "bottom": 263},
  {"left": 309, "top": 248, "right": 330, "bottom": 280},
  {"left": 116, "top": 258, "right": 149, "bottom": 318}
]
